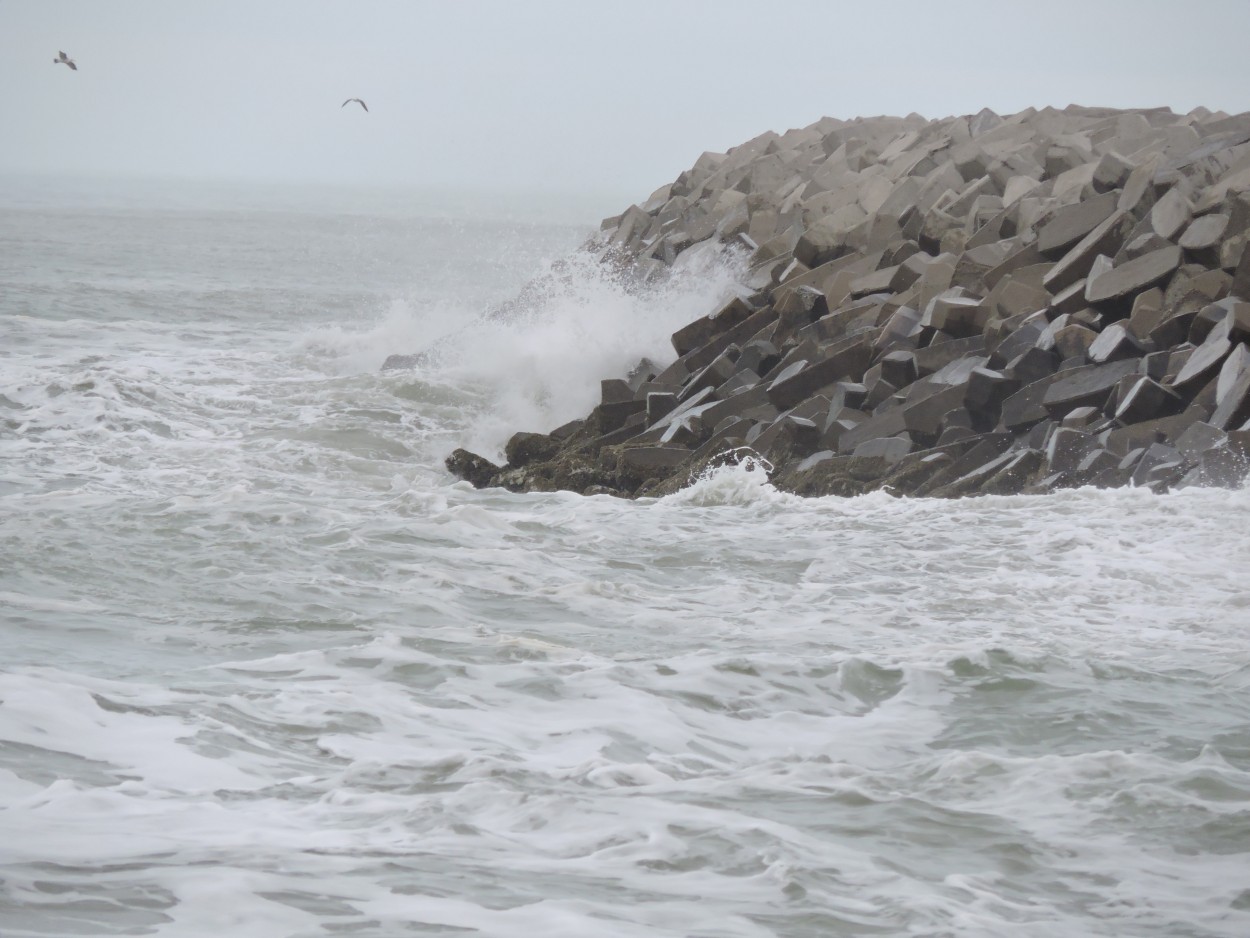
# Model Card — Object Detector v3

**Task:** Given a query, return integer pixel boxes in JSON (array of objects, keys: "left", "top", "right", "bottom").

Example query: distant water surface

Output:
[{"left": 2, "top": 175, "right": 1249, "bottom": 938}]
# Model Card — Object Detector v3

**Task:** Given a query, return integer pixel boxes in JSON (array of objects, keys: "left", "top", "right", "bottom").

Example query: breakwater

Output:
[{"left": 446, "top": 106, "right": 1250, "bottom": 498}]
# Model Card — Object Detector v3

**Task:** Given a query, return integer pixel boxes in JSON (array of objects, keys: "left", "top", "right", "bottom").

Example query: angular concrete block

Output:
[
  {"left": 1150, "top": 188, "right": 1193, "bottom": 240},
  {"left": 1037, "top": 191, "right": 1120, "bottom": 256},
  {"left": 1179, "top": 213, "right": 1229, "bottom": 252},
  {"left": 1114, "top": 375, "right": 1184, "bottom": 424},
  {"left": 679, "top": 346, "right": 740, "bottom": 402},
  {"left": 1041, "top": 358, "right": 1143, "bottom": 419},
  {"left": 835, "top": 407, "right": 908, "bottom": 454},
  {"left": 879, "top": 350, "right": 919, "bottom": 388},
  {"left": 646, "top": 391, "right": 679, "bottom": 425},
  {"left": 1050, "top": 327, "right": 1100, "bottom": 362},
  {"left": 601, "top": 378, "right": 634, "bottom": 405},
  {"left": 1085, "top": 245, "right": 1183, "bottom": 306},
  {"left": 1046, "top": 427, "right": 1098, "bottom": 472},
  {"left": 766, "top": 332, "right": 875, "bottom": 409},
  {"left": 1007, "top": 345, "right": 1061, "bottom": 384},
  {"left": 618, "top": 446, "right": 691, "bottom": 479},
  {"left": 1173, "top": 420, "right": 1228, "bottom": 458},
  {"left": 1087, "top": 323, "right": 1150, "bottom": 363},
  {"left": 1210, "top": 343, "right": 1250, "bottom": 429},
  {"left": 1232, "top": 240, "right": 1250, "bottom": 300},
  {"left": 1092, "top": 151, "right": 1135, "bottom": 192},
  {"left": 1170, "top": 331, "right": 1232, "bottom": 391},
  {"left": 964, "top": 366, "right": 1018, "bottom": 417},
  {"left": 922, "top": 293, "right": 991, "bottom": 337},
  {"left": 1042, "top": 210, "right": 1134, "bottom": 295},
  {"left": 794, "top": 212, "right": 859, "bottom": 267},
  {"left": 853, "top": 436, "right": 914, "bottom": 462},
  {"left": 670, "top": 295, "right": 753, "bottom": 356},
  {"left": 900, "top": 383, "right": 969, "bottom": 442}
]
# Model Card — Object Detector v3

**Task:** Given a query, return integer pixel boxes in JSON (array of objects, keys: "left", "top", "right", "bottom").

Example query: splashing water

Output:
[{"left": 2, "top": 178, "right": 1249, "bottom": 938}]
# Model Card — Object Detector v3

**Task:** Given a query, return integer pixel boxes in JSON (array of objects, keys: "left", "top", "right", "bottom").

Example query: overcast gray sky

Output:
[{"left": 4, "top": 0, "right": 1250, "bottom": 205}]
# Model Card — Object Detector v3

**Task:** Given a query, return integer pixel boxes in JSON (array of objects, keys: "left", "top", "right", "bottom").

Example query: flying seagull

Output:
[
  {"left": 54, "top": 51, "right": 77, "bottom": 70},
  {"left": 341, "top": 98, "right": 368, "bottom": 112}
]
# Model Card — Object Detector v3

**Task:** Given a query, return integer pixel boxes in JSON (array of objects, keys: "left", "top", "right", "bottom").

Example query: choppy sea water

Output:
[{"left": 2, "top": 175, "right": 1249, "bottom": 938}]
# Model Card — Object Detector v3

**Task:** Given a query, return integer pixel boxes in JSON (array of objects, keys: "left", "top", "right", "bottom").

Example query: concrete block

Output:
[
  {"left": 1041, "top": 358, "right": 1143, "bottom": 419},
  {"left": 646, "top": 392, "right": 678, "bottom": 425},
  {"left": 1128, "top": 287, "right": 1166, "bottom": 337},
  {"left": 1232, "top": 240, "right": 1250, "bottom": 299},
  {"left": 1085, "top": 245, "right": 1183, "bottom": 307},
  {"left": 1115, "top": 231, "right": 1175, "bottom": 265},
  {"left": 965, "top": 366, "right": 1018, "bottom": 417},
  {"left": 670, "top": 295, "right": 754, "bottom": 357},
  {"left": 902, "top": 383, "right": 969, "bottom": 443},
  {"left": 1046, "top": 427, "right": 1098, "bottom": 472},
  {"left": 914, "top": 335, "right": 987, "bottom": 376},
  {"left": 1114, "top": 375, "right": 1184, "bottom": 424},
  {"left": 853, "top": 436, "right": 914, "bottom": 462},
  {"left": 989, "top": 314, "right": 1047, "bottom": 366},
  {"left": 596, "top": 399, "right": 647, "bottom": 434},
  {"left": 1210, "top": 343, "right": 1250, "bottom": 429},
  {"left": 738, "top": 340, "right": 781, "bottom": 377},
  {"left": 1007, "top": 345, "right": 1062, "bottom": 384},
  {"left": 618, "top": 446, "right": 691, "bottom": 480},
  {"left": 835, "top": 407, "right": 908, "bottom": 454},
  {"left": 1150, "top": 188, "right": 1193, "bottom": 240},
  {"left": 922, "top": 293, "right": 991, "bottom": 337},
  {"left": 766, "top": 333, "right": 875, "bottom": 409},
  {"left": 794, "top": 211, "right": 861, "bottom": 267},
  {"left": 1037, "top": 191, "right": 1120, "bottom": 255},
  {"left": 1042, "top": 210, "right": 1134, "bottom": 295},
  {"left": 1088, "top": 323, "right": 1150, "bottom": 363},
  {"left": 698, "top": 385, "right": 772, "bottom": 431},
  {"left": 1050, "top": 322, "right": 1100, "bottom": 362},
  {"left": 1092, "top": 151, "right": 1135, "bottom": 192},
  {"left": 879, "top": 350, "right": 919, "bottom": 388},
  {"left": 1173, "top": 420, "right": 1228, "bottom": 458},
  {"left": 1179, "top": 213, "right": 1229, "bottom": 253},
  {"left": 679, "top": 346, "right": 740, "bottom": 402},
  {"left": 1117, "top": 154, "right": 1162, "bottom": 217},
  {"left": 1129, "top": 440, "right": 1186, "bottom": 488}
]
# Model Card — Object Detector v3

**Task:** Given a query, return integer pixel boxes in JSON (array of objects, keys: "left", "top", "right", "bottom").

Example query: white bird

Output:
[
  {"left": 54, "top": 50, "right": 77, "bottom": 71},
  {"left": 341, "top": 98, "right": 368, "bottom": 112}
]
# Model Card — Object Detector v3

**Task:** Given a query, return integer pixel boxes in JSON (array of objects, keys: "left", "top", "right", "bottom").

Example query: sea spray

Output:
[
  {"left": 406, "top": 242, "right": 751, "bottom": 461},
  {"left": 4, "top": 178, "right": 1250, "bottom": 937}
]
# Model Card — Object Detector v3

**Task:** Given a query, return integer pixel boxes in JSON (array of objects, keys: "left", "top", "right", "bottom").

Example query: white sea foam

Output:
[
  {"left": 393, "top": 244, "right": 751, "bottom": 460},
  {"left": 3, "top": 183, "right": 1250, "bottom": 937}
]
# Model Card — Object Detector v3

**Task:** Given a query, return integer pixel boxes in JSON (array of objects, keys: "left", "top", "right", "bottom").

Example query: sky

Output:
[{"left": 4, "top": 0, "right": 1250, "bottom": 208}]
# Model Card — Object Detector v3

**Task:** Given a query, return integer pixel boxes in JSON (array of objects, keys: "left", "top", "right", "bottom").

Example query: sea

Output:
[{"left": 2, "top": 174, "right": 1249, "bottom": 938}]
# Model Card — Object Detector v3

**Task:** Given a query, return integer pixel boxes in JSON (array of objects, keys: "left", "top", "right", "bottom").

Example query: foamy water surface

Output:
[{"left": 2, "top": 177, "right": 1249, "bottom": 938}]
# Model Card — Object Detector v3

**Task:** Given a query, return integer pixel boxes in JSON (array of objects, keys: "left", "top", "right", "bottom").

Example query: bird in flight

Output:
[
  {"left": 54, "top": 51, "right": 77, "bottom": 70},
  {"left": 341, "top": 98, "right": 368, "bottom": 112}
]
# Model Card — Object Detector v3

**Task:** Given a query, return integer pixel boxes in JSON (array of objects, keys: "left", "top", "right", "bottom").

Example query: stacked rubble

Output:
[{"left": 445, "top": 105, "right": 1250, "bottom": 498}]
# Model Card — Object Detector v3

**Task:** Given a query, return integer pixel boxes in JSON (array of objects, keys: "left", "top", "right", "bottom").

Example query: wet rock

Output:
[
  {"left": 1114, "top": 376, "right": 1184, "bottom": 424},
  {"left": 505, "top": 431, "right": 563, "bottom": 468},
  {"left": 1210, "top": 343, "right": 1250, "bottom": 429},
  {"left": 445, "top": 105, "right": 1250, "bottom": 500},
  {"left": 445, "top": 448, "right": 501, "bottom": 488},
  {"left": 1042, "top": 358, "right": 1143, "bottom": 420}
]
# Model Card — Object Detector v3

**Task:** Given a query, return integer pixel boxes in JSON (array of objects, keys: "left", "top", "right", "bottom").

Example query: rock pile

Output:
[{"left": 445, "top": 105, "right": 1250, "bottom": 498}]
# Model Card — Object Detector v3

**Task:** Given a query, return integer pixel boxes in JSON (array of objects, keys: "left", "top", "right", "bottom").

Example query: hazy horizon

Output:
[{"left": 4, "top": 0, "right": 1250, "bottom": 213}]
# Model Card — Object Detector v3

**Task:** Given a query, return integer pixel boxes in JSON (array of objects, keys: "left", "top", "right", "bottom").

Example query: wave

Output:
[{"left": 359, "top": 242, "right": 752, "bottom": 460}]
